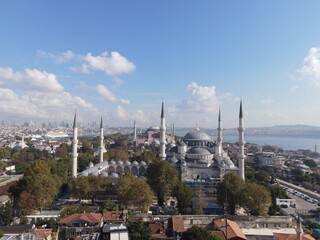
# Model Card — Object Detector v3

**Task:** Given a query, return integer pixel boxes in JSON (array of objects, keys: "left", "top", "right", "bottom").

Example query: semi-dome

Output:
[
  {"left": 183, "top": 130, "right": 211, "bottom": 141},
  {"left": 148, "top": 126, "right": 160, "bottom": 131},
  {"left": 187, "top": 147, "right": 211, "bottom": 155},
  {"left": 100, "top": 172, "right": 109, "bottom": 177}
]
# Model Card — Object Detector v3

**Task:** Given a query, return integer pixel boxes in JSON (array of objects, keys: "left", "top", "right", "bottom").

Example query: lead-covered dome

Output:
[{"left": 183, "top": 130, "right": 211, "bottom": 141}]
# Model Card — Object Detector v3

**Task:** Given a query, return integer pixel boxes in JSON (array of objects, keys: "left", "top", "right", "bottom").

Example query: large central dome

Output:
[{"left": 183, "top": 130, "right": 211, "bottom": 141}]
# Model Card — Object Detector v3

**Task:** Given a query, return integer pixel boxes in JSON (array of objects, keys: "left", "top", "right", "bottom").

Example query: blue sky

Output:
[{"left": 1, "top": 1, "right": 320, "bottom": 128}]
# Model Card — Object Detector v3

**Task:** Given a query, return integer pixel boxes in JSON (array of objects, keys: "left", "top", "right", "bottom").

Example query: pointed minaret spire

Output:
[
  {"left": 73, "top": 111, "right": 77, "bottom": 128},
  {"left": 239, "top": 99, "right": 243, "bottom": 119},
  {"left": 238, "top": 100, "right": 245, "bottom": 181},
  {"left": 99, "top": 117, "right": 105, "bottom": 163},
  {"left": 133, "top": 120, "right": 137, "bottom": 141},
  {"left": 216, "top": 108, "right": 223, "bottom": 158},
  {"left": 161, "top": 101, "right": 164, "bottom": 118},
  {"left": 171, "top": 123, "right": 176, "bottom": 145},
  {"left": 159, "top": 101, "right": 166, "bottom": 160},
  {"left": 72, "top": 112, "right": 78, "bottom": 178}
]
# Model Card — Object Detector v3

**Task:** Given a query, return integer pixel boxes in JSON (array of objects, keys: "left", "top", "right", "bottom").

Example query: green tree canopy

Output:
[
  {"left": 146, "top": 160, "right": 178, "bottom": 206},
  {"left": 116, "top": 174, "right": 153, "bottom": 212},
  {"left": 217, "top": 173, "right": 245, "bottom": 215},
  {"left": 0, "top": 202, "right": 13, "bottom": 226},
  {"left": 60, "top": 205, "right": 91, "bottom": 219},
  {"left": 127, "top": 220, "right": 151, "bottom": 240},
  {"left": 23, "top": 160, "right": 59, "bottom": 211},
  {"left": 181, "top": 226, "right": 220, "bottom": 240},
  {"left": 172, "top": 182, "right": 193, "bottom": 214},
  {"left": 240, "top": 182, "right": 272, "bottom": 216},
  {"left": 304, "top": 159, "right": 317, "bottom": 168}
]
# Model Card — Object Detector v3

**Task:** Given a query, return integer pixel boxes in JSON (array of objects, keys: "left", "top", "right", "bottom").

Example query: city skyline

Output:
[{"left": 1, "top": 1, "right": 320, "bottom": 128}]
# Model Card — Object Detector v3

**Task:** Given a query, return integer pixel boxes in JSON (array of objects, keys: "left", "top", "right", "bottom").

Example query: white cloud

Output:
[
  {"left": 296, "top": 47, "right": 320, "bottom": 87},
  {"left": 96, "top": 84, "right": 117, "bottom": 102},
  {"left": 115, "top": 106, "right": 149, "bottom": 124},
  {"left": 116, "top": 105, "right": 128, "bottom": 120},
  {"left": 120, "top": 98, "right": 130, "bottom": 104},
  {"left": 181, "top": 82, "right": 219, "bottom": 112},
  {"left": 37, "top": 50, "right": 76, "bottom": 64},
  {"left": 261, "top": 98, "right": 274, "bottom": 104},
  {"left": 83, "top": 52, "right": 135, "bottom": 76},
  {"left": 0, "top": 87, "right": 98, "bottom": 121},
  {"left": 0, "top": 67, "right": 64, "bottom": 92},
  {"left": 112, "top": 78, "right": 124, "bottom": 88}
]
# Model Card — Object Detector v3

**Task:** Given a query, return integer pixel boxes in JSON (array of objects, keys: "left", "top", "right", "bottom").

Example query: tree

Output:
[
  {"left": 68, "top": 177, "right": 90, "bottom": 200},
  {"left": 240, "top": 182, "right": 272, "bottom": 216},
  {"left": 181, "top": 226, "right": 220, "bottom": 240},
  {"left": 127, "top": 220, "right": 151, "bottom": 240},
  {"left": 107, "top": 149, "right": 129, "bottom": 162},
  {"left": 172, "top": 182, "right": 193, "bottom": 214},
  {"left": 0, "top": 202, "right": 13, "bottom": 226},
  {"left": 17, "top": 191, "right": 36, "bottom": 214},
  {"left": 217, "top": 173, "right": 245, "bottom": 215},
  {"left": 55, "top": 143, "right": 69, "bottom": 158},
  {"left": 0, "top": 147, "right": 12, "bottom": 159},
  {"left": 23, "top": 160, "right": 59, "bottom": 211},
  {"left": 60, "top": 205, "right": 91, "bottom": 218},
  {"left": 117, "top": 174, "right": 153, "bottom": 212},
  {"left": 87, "top": 176, "right": 113, "bottom": 203},
  {"left": 304, "top": 159, "right": 317, "bottom": 168},
  {"left": 146, "top": 160, "right": 178, "bottom": 206},
  {"left": 78, "top": 153, "right": 94, "bottom": 172}
]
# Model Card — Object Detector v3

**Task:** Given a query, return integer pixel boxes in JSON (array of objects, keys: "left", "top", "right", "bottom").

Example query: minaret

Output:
[
  {"left": 171, "top": 123, "right": 176, "bottom": 145},
  {"left": 216, "top": 109, "right": 222, "bottom": 158},
  {"left": 99, "top": 117, "right": 104, "bottom": 163},
  {"left": 72, "top": 112, "right": 78, "bottom": 178},
  {"left": 238, "top": 100, "right": 245, "bottom": 181},
  {"left": 159, "top": 101, "right": 166, "bottom": 160},
  {"left": 133, "top": 120, "right": 137, "bottom": 141},
  {"left": 296, "top": 216, "right": 303, "bottom": 240}
]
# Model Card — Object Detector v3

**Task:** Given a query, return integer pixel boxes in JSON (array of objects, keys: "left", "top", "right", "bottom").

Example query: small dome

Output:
[
  {"left": 140, "top": 161, "right": 146, "bottom": 166},
  {"left": 169, "top": 157, "right": 178, "bottom": 164},
  {"left": 177, "top": 141, "right": 186, "bottom": 146},
  {"left": 89, "top": 162, "right": 94, "bottom": 168},
  {"left": 100, "top": 172, "right": 109, "bottom": 177},
  {"left": 148, "top": 126, "right": 160, "bottom": 131},
  {"left": 184, "top": 130, "right": 211, "bottom": 141},
  {"left": 118, "top": 160, "right": 123, "bottom": 165},
  {"left": 132, "top": 161, "right": 139, "bottom": 166},
  {"left": 125, "top": 161, "right": 132, "bottom": 166},
  {"left": 89, "top": 171, "right": 99, "bottom": 176},
  {"left": 110, "top": 172, "right": 119, "bottom": 178},
  {"left": 110, "top": 160, "right": 116, "bottom": 165},
  {"left": 80, "top": 171, "right": 89, "bottom": 177},
  {"left": 187, "top": 147, "right": 211, "bottom": 155}
]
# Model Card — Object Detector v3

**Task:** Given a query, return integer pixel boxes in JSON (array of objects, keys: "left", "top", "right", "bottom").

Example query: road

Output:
[{"left": 0, "top": 174, "right": 23, "bottom": 186}]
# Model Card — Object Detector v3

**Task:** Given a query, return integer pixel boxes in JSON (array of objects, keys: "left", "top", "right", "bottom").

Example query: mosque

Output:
[
  {"left": 70, "top": 101, "right": 245, "bottom": 213},
  {"left": 157, "top": 101, "right": 246, "bottom": 182},
  {"left": 71, "top": 101, "right": 246, "bottom": 184}
]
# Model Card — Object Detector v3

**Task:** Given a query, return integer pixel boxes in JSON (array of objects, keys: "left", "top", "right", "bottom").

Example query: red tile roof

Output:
[
  {"left": 274, "top": 233, "right": 315, "bottom": 240},
  {"left": 59, "top": 213, "right": 103, "bottom": 224},
  {"left": 172, "top": 215, "right": 185, "bottom": 233},
  {"left": 103, "top": 210, "right": 127, "bottom": 222},
  {"left": 33, "top": 229, "right": 52, "bottom": 239},
  {"left": 214, "top": 218, "right": 247, "bottom": 240}
]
